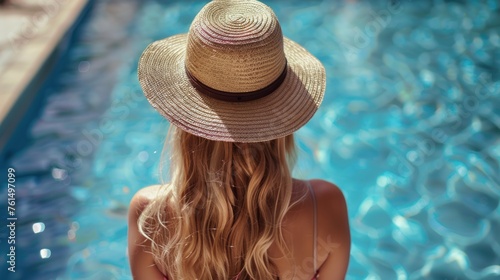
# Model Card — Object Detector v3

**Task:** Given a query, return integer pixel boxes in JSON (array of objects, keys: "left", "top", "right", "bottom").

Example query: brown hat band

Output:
[{"left": 185, "top": 63, "right": 288, "bottom": 102}]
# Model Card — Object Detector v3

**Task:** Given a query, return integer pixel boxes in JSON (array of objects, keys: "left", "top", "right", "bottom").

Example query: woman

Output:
[{"left": 128, "top": 0, "right": 350, "bottom": 279}]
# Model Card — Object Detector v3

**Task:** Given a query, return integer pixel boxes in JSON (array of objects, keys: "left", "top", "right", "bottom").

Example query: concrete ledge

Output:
[{"left": 0, "top": 0, "right": 89, "bottom": 151}]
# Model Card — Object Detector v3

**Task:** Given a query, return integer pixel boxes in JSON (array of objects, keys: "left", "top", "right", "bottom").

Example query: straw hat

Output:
[{"left": 138, "top": 0, "right": 325, "bottom": 142}]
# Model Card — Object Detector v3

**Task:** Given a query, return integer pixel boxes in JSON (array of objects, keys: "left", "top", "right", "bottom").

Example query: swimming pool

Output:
[{"left": 0, "top": 0, "right": 499, "bottom": 279}]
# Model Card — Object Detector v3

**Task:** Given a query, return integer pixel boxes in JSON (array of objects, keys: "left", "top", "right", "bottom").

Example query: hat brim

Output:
[{"left": 138, "top": 34, "right": 325, "bottom": 142}]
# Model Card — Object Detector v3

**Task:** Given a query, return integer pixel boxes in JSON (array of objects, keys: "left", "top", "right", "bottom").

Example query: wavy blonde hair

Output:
[{"left": 138, "top": 125, "right": 300, "bottom": 279}]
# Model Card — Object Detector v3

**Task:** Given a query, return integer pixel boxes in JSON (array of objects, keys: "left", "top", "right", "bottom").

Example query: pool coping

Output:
[{"left": 0, "top": 0, "right": 90, "bottom": 153}]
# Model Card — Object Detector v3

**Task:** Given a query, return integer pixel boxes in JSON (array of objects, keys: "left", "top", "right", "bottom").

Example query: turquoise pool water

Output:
[{"left": 1, "top": 0, "right": 499, "bottom": 279}]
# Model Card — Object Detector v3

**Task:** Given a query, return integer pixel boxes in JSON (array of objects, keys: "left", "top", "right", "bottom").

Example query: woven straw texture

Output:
[{"left": 138, "top": 0, "right": 326, "bottom": 142}]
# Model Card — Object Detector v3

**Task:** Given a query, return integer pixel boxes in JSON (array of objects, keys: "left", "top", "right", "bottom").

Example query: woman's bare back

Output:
[
  {"left": 268, "top": 179, "right": 350, "bottom": 279},
  {"left": 129, "top": 179, "right": 349, "bottom": 279}
]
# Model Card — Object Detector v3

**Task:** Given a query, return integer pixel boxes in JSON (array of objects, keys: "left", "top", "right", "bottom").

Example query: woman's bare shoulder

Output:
[
  {"left": 129, "top": 185, "right": 163, "bottom": 213},
  {"left": 309, "top": 179, "right": 349, "bottom": 243},
  {"left": 310, "top": 179, "right": 350, "bottom": 277},
  {"left": 128, "top": 185, "right": 167, "bottom": 279},
  {"left": 309, "top": 179, "right": 343, "bottom": 199}
]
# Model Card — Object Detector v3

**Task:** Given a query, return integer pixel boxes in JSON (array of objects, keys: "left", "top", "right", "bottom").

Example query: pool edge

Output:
[{"left": 0, "top": 0, "right": 92, "bottom": 161}]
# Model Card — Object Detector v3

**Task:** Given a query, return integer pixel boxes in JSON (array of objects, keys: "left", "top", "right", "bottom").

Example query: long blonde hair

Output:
[{"left": 138, "top": 125, "right": 299, "bottom": 279}]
